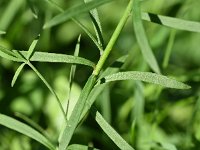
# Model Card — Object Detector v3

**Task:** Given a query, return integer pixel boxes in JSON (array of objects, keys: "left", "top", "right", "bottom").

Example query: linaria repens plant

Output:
[{"left": 0, "top": 0, "right": 200, "bottom": 149}]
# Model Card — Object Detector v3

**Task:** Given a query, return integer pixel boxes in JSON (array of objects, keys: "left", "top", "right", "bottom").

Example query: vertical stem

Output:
[{"left": 93, "top": 0, "right": 134, "bottom": 76}]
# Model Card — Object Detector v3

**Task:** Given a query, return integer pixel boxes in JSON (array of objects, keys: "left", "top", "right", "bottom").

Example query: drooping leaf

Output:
[
  {"left": 0, "top": 114, "right": 56, "bottom": 150},
  {"left": 67, "top": 144, "right": 99, "bottom": 150},
  {"left": 142, "top": 12, "right": 200, "bottom": 33},
  {"left": 14, "top": 51, "right": 95, "bottom": 68},
  {"left": 132, "top": 0, "right": 160, "bottom": 74},
  {"left": 59, "top": 75, "right": 97, "bottom": 150},
  {"left": 43, "top": 0, "right": 112, "bottom": 29},
  {"left": 11, "top": 63, "right": 26, "bottom": 87},
  {"left": 90, "top": 106, "right": 135, "bottom": 150},
  {"left": 99, "top": 71, "right": 191, "bottom": 89}
]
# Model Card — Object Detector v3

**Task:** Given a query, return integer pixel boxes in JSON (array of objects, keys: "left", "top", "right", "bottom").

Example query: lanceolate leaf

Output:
[
  {"left": 14, "top": 51, "right": 95, "bottom": 68},
  {"left": 27, "top": 35, "right": 40, "bottom": 60},
  {"left": 132, "top": 0, "right": 160, "bottom": 74},
  {"left": 43, "top": 0, "right": 112, "bottom": 29},
  {"left": 59, "top": 75, "right": 97, "bottom": 150},
  {"left": 142, "top": 12, "right": 200, "bottom": 33},
  {"left": 99, "top": 71, "right": 191, "bottom": 89},
  {"left": 90, "top": 106, "right": 135, "bottom": 150},
  {"left": 0, "top": 114, "right": 56, "bottom": 150},
  {"left": 11, "top": 63, "right": 26, "bottom": 87}
]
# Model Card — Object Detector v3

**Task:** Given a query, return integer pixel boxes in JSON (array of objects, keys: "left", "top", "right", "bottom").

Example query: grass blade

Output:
[
  {"left": 99, "top": 71, "right": 191, "bottom": 89},
  {"left": 11, "top": 63, "right": 26, "bottom": 87},
  {"left": 90, "top": 106, "right": 135, "bottom": 150},
  {"left": 43, "top": 0, "right": 112, "bottom": 29},
  {"left": 15, "top": 51, "right": 95, "bottom": 68},
  {"left": 67, "top": 144, "right": 99, "bottom": 150},
  {"left": 0, "top": 114, "right": 56, "bottom": 150},
  {"left": 162, "top": 30, "right": 176, "bottom": 68},
  {"left": 66, "top": 35, "right": 81, "bottom": 118},
  {"left": 142, "top": 12, "right": 200, "bottom": 33},
  {"left": 27, "top": 35, "right": 40, "bottom": 60},
  {"left": 0, "top": 30, "right": 6, "bottom": 34},
  {"left": 59, "top": 75, "right": 97, "bottom": 150},
  {"left": 132, "top": 0, "right": 160, "bottom": 74}
]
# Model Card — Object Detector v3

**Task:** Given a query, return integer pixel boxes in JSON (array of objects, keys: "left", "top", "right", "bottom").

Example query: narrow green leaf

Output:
[
  {"left": 0, "top": 114, "right": 56, "bottom": 150},
  {"left": 162, "top": 30, "right": 176, "bottom": 68},
  {"left": 0, "top": 30, "right": 6, "bottom": 34},
  {"left": 14, "top": 51, "right": 95, "bottom": 68},
  {"left": 90, "top": 106, "right": 135, "bottom": 150},
  {"left": 0, "top": 46, "right": 23, "bottom": 62},
  {"left": 67, "top": 144, "right": 99, "bottom": 150},
  {"left": 66, "top": 35, "right": 81, "bottom": 117},
  {"left": 11, "top": 63, "right": 26, "bottom": 87},
  {"left": 84, "top": 0, "right": 104, "bottom": 53},
  {"left": 133, "top": 0, "right": 160, "bottom": 74},
  {"left": 43, "top": 0, "right": 112, "bottom": 29},
  {"left": 142, "top": 12, "right": 200, "bottom": 33},
  {"left": 99, "top": 71, "right": 191, "bottom": 89},
  {"left": 59, "top": 75, "right": 97, "bottom": 150},
  {"left": 27, "top": 35, "right": 40, "bottom": 60}
]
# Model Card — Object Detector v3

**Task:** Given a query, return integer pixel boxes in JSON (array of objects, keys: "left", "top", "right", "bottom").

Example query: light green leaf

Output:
[
  {"left": 0, "top": 114, "right": 56, "bottom": 150},
  {"left": 59, "top": 75, "right": 97, "bottom": 150},
  {"left": 14, "top": 51, "right": 95, "bottom": 68},
  {"left": 142, "top": 12, "right": 200, "bottom": 33},
  {"left": 0, "top": 46, "right": 23, "bottom": 62},
  {"left": 90, "top": 106, "right": 135, "bottom": 150},
  {"left": 43, "top": 0, "right": 112, "bottom": 29},
  {"left": 99, "top": 71, "right": 191, "bottom": 89},
  {"left": 0, "top": 30, "right": 6, "bottom": 34},
  {"left": 67, "top": 144, "right": 99, "bottom": 150},
  {"left": 133, "top": 0, "right": 160, "bottom": 74},
  {"left": 27, "top": 35, "right": 40, "bottom": 60},
  {"left": 11, "top": 63, "right": 26, "bottom": 87}
]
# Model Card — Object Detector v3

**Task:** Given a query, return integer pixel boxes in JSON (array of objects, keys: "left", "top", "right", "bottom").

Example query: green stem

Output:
[
  {"left": 92, "top": 0, "right": 133, "bottom": 76},
  {"left": 27, "top": 62, "right": 67, "bottom": 122}
]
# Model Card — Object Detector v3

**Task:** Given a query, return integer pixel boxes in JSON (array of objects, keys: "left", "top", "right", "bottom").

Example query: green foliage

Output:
[{"left": 0, "top": 0, "right": 200, "bottom": 149}]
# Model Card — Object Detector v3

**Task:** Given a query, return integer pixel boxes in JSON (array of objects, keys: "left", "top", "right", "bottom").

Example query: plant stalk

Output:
[{"left": 93, "top": 0, "right": 133, "bottom": 76}]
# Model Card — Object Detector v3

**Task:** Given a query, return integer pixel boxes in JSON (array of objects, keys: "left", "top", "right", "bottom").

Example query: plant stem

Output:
[
  {"left": 92, "top": 0, "right": 133, "bottom": 76},
  {"left": 27, "top": 62, "right": 67, "bottom": 122}
]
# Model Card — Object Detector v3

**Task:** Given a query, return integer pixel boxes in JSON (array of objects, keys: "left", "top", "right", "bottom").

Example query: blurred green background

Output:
[{"left": 0, "top": 0, "right": 200, "bottom": 149}]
